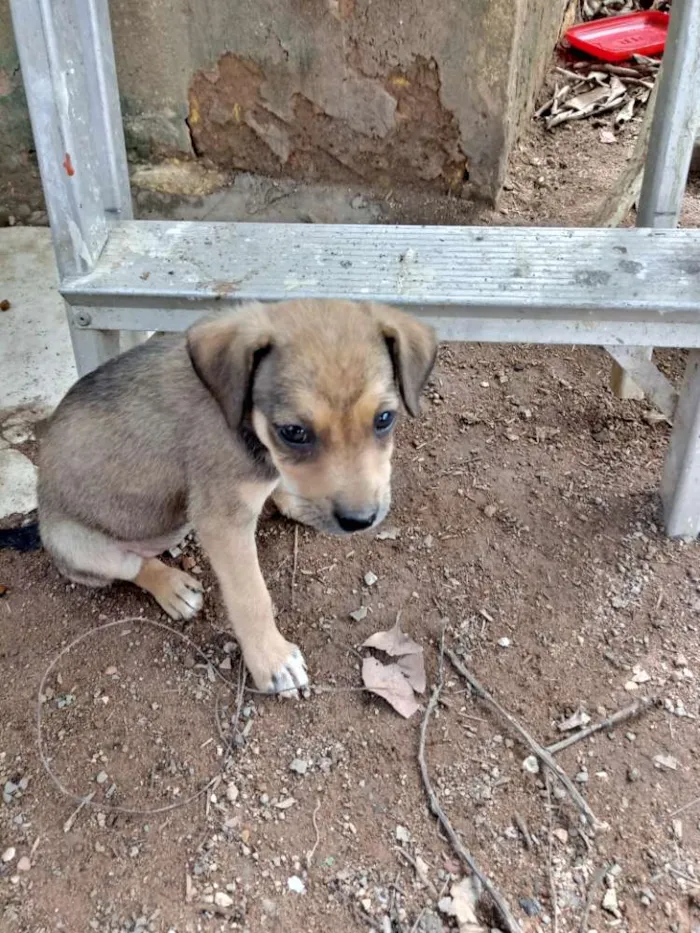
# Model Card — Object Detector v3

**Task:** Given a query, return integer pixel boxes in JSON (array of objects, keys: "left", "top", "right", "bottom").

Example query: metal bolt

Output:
[{"left": 74, "top": 310, "right": 92, "bottom": 327}]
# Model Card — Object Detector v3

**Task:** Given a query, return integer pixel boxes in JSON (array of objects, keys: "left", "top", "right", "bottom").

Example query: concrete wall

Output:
[{"left": 2, "top": 0, "right": 567, "bottom": 203}]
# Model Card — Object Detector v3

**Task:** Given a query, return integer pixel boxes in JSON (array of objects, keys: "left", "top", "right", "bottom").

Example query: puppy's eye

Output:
[
  {"left": 374, "top": 410, "right": 396, "bottom": 435},
  {"left": 277, "top": 424, "right": 315, "bottom": 448}
]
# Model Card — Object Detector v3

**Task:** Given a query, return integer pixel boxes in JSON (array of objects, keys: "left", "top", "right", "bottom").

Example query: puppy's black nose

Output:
[{"left": 333, "top": 509, "right": 377, "bottom": 533}]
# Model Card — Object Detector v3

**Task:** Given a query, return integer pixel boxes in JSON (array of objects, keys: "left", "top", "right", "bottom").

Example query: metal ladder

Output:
[{"left": 8, "top": 0, "right": 700, "bottom": 536}]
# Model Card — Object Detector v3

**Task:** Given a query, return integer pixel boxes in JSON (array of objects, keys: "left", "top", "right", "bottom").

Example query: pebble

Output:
[
  {"left": 522, "top": 755, "right": 539, "bottom": 774},
  {"left": 225, "top": 783, "right": 239, "bottom": 803},
  {"left": 1, "top": 847, "right": 16, "bottom": 863},
  {"left": 96, "top": 771, "right": 108, "bottom": 784},
  {"left": 364, "top": 571, "right": 378, "bottom": 587},
  {"left": 17, "top": 856, "right": 30, "bottom": 872},
  {"left": 287, "top": 875, "right": 306, "bottom": 894},
  {"left": 519, "top": 897, "right": 542, "bottom": 917},
  {"left": 497, "top": 637, "right": 511, "bottom": 648},
  {"left": 289, "top": 758, "right": 308, "bottom": 776},
  {"left": 214, "top": 891, "right": 233, "bottom": 908},
  {"left": 349, "top": 606, "right": 368, "bottom": 622},
  {"left": 602, "top": 887, "right": 619, "bottom": 915},
  {"left": 653, "top": 754, "right": 678, "bottom": 771},
  {"left": 575, "top": 770, "right": 589, "bottom": 784},
  {"left": 627, "top": 766, "right": 640, "bottom": 783},
  {"left": 552, "top": 828, "right": 569, "bottom": 844},
  {"left": 395, "top": 825, "right": 411, "bottom": 844},
  {"left": 483, "top": 504, "right": 497, "bottom": 518}
]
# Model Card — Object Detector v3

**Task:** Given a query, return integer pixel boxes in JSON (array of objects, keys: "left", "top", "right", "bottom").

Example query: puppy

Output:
[{"left": 38, "top": 300, "right": 436, "bottom": 694}]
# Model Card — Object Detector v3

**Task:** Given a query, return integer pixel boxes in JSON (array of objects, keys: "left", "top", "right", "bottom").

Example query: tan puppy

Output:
[{"left": 38, "top": 300, "right": 436, "bottom": 694}]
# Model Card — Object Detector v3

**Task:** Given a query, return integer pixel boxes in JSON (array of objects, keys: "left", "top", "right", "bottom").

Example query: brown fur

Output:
[{"left": 38, "top": 300, "right": 436, "bottom": 693}]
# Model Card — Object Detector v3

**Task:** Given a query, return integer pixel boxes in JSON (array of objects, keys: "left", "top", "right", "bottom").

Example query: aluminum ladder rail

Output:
[{"left": 8, "top": 0, "right": 700, "bottom": 536}]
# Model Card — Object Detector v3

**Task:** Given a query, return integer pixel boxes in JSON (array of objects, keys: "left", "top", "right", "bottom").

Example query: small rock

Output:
[
  {"left": 639, "top": 887, "right": 655, "bottom": 906},
  {"left": 627, "top": 766, "right": 640, "bottom": 783},
  {"left": 364, "top": 571, "right": 378, "bottom": 587},
  {"left": 674, "top": 654, "right": 687, "bottom": 668},
  {"left": 1, "top": 847, "right": 16, "bottom": 863},
  {"left": 351, "top": 194, "right": 367, "bottom": 209},
  {"left": 522, "top": 755, "right": 539, "bottom": 774},
  {"left": 672, "top": 818, "right": 683, "bottom": 841},
  {"left": 214, "top": 891, "right": 234, "bottom": 908},
  {"left": 225, "top": 783, "right": 239, "bottom": 803},
  {"left": 552, "top": 828, "right": 569, "bottom": 844},
  {"left": 632, "top": 668, "right": 651, "bottom": 684},
  {"left": 289, "top": 758, "right": 308, "bottom": 776},
  {"left": 483, "top": 504, "right": 497, "bottom": 518},
  {"left": 653, "top": 754, "right": 678, "bottom": 771},
  {"left": 95, "top": 771, "right": 108, "bottom": 784},
  {"left": 519, "top": 897, "right": 542, "bottom": 917},
  {"left": 602, "top": 887, "right": 619, "bottom": 915},
  {"left": 395, "top": 825, "right": 411, "bottom": 844},
  {"left": 497, "top": 637, "right": 511, "bottom": 648},
  {"left": 287, "top": 875, "right": 306, "bottom": 894},
  {"left": 575, "top": 770, "right": 589, "bottom": 784},
  {"left": 376, "top": 526, "right": 400, "bottom": 541},
  {"left": 349, "top": 606, "right": 368, "bottom": 622},
  {"left": 418, "top": 909, "right": 445, "bottom": 933},
  {"left": 261, "top": 898, "right": 278, "bottom": 917},
  {"left": 104, "top": 666, "right": 118, "bottom": 676},
  {"left": 17, "top": 856, "right": 30, "bottom": 872}
]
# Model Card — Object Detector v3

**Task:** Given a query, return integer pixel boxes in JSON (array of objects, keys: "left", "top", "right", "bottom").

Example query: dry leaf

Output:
[
  {"left": 361, "top": 617, "right": 423, "bottom": 657},
  {"left": 397, "top": 652, "right": 426, "bottom": 694},
  {"left": 557, "top": 709, "right": 591, "bottom": 732},
  {"left": 0, "top": 584, "right": 8, "bottom": 597},
  {"left": 361, "top": 657, "right": 420, "bottom": 719}
]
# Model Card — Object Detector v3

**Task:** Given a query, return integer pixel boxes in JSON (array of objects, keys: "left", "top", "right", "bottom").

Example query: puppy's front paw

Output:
[
  {"left": 152, "top": 567, "right": 203, "bottom": 621},
  {"left": 247, "top": 640, "right": 309, "bottom": 697}
]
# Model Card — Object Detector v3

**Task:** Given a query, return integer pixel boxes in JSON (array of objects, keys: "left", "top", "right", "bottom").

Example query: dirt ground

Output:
[{"left": 2, "top": 60, "right": 700, "bottom": 933}]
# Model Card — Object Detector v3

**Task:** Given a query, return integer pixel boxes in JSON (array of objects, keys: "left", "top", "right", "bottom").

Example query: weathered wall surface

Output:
[
  {"left": 2, "top": 0, "right": 567, "bottom": 203},
  {"left": 0, "top": 0, "right": 32, "bottom": 171}
]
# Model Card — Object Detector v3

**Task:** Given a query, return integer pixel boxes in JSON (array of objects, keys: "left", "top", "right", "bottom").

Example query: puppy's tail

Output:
[{"left": 0, "top": 521, "right": 41, "bottom": 552}]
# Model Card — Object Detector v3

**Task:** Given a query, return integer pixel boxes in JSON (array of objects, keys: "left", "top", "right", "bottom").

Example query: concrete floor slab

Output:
[
  {"left": 0, "top": 448, "right": 37, "bottom": 519},
  {"left": 0, "top": 227, "right": 76, "bottom": 415}
]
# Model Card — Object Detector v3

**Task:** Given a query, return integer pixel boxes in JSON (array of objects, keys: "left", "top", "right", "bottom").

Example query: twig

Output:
[
  {"left": 393, "top": 846, "right": 439, "bottom": 897},
  {"left": 513, "top": 811, "right": 533, "bottom": 850},
  {"left": 580, "top": 865, "right": 608, "bottom": 933},
  {"left": 546, "top": 776, "right": 559, "bottom": 933},
  {"left": 291, "top": 525, "right": 299, "bottom": 607},
  {"left": 306, "top": 799, "right": 322, "bottom": 868},
  {"left": 445, "top": 648, "right": 605, "bottom": 833},
  {"left": 547, "top": 696, "right": 657, "bottom": 754},
  {"left": 670, "top": 796, "right": 700, "bottom": 818},
  {"left": 419, "top": 652, "right": 522, "bottom": 932},
  {"left": 39, "top": 617, "right": 238, "bottom": 817},
  {"left": 63, "top": 791, "right": 95, "bottom": 833}
]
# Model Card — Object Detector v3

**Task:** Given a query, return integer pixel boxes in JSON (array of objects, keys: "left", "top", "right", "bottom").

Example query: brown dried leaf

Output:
[
  {"left": 0, "top": 584, "right": 7, "bottom": 597},
  {"left": 397, "top": 652, "right": 426, "bottom": 694},
  {"left": 361, "top": 658, "right": 420, "bottom": 719},
  {"left": 361, "top": 617, "right": 423, "bottom": 657}
]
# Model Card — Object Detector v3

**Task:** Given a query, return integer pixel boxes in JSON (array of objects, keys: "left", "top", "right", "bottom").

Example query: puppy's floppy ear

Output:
[
  {"left": 370, "top": 304, "right": 437, "bottom": 416},
  {"left": 186, "top": 307, "right": 272, "bottom": 430}
]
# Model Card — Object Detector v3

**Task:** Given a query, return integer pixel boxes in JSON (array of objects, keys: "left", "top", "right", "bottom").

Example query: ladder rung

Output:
[{"left": 62, "top": 220, "right": 700, "bottom": 336}]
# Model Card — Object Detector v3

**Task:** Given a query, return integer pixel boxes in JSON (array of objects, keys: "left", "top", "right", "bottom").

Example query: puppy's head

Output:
[{"left": 187, "top": 300, "right": 436, "bottom": 535}]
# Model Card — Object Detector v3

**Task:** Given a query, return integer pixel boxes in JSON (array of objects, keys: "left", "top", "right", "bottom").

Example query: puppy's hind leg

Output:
[{"left": 41, "top": 518, "right": 203, "bottom": 621}]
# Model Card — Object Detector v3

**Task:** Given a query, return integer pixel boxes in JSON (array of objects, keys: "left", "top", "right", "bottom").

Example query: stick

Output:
[
  {"left": 63, "top": 791, "right": 95, "bottom": 833},
  {"left": 588, "top": 70, "right": 660, "bottom": 227},
  {"left": 580, "top": 865, "right": 608, "bottom": 933},
  {"left": 291, "top": 525, "right": 299, "bottom": 607},
  {"left": 546, "top": 776, "right": 559, "bottom": 933},
  {"left": 419, "top": 665, "right": 523, "bottom": 931},
  {"left": 669, "top": 796, "right": 700, "bottom": 818},
  {"left": 305, "top": 799, "right": 322, "bottom": 868},
  {"left": 547, "top": 696, "right": 657, "bottom": 754},
  {"left": 513, "top": 811, "right": 533, "bottom": 850},
  {"left": 445, "top": 648, "right": 605, "bottom": 833}
]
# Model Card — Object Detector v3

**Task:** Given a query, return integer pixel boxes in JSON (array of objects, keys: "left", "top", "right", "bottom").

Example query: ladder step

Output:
[{"left": 62, "top": 221, "right": 700, "bottom": 346}]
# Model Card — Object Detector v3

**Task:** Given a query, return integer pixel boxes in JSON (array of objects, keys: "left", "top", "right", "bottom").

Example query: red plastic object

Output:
[{"left": 565, "top": 11, "right": 670, "bottom": 62}]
